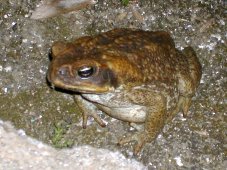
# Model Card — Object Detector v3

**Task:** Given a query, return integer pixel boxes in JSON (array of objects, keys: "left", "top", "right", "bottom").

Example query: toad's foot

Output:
[
  {"left": 74, "top": 95, "right": 106, "bottom": 128},
  {"left": 82, "top": 112, "right": 106, "bottom": 129},
  {"left": 118, "top": 132, "right": 152, "bottom": 155}
]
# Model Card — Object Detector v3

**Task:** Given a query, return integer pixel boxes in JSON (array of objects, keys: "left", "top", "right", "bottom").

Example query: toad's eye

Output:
[{"left": 77, "top": 66, "right": 95, "bottom": 79}]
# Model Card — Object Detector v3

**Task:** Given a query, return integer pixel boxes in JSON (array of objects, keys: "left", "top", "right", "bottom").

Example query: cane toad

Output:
[{"left": 47, "top": 28, "right": 202, "bottom": 154}]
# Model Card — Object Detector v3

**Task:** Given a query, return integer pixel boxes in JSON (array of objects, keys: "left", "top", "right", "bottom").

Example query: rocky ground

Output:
[
  {"left": 0, "top": 120, "right": 146, "bottom": 170},
  {"left": 0, "top": 0, "right": 226, "bottom": 169}
]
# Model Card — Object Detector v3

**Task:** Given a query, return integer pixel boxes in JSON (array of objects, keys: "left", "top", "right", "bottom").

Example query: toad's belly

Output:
[{"left": 96, "top": 104, "right": 146, "bottom": 123}]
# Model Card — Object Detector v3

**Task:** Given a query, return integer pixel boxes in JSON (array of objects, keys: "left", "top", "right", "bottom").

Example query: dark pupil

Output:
[{"left": 78, "top": 66, "right": 94, "bottom": 78}]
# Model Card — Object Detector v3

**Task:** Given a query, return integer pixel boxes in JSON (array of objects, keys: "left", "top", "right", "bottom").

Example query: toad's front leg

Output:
[{"left": 74, "top": 95, "right": 106, "bottom": 128}]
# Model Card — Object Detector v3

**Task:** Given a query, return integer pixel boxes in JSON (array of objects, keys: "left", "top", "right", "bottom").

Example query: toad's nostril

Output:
[{"left": 58, "top": 67, "right": 69, "bottom": 76}]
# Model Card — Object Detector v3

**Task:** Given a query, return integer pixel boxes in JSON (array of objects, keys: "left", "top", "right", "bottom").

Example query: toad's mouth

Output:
[{"left": 48, "top": 78, "right": 114, "bottom": 94}]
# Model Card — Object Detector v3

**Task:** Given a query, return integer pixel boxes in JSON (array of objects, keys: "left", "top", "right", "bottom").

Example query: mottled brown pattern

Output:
[{"left": 47, "top": 28, "right": 202, "bottom": 154}]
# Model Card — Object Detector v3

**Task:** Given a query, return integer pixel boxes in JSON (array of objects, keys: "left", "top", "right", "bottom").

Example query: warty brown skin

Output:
[{"left": 47, "top": 28, "right": 202, "bottom": 155}]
